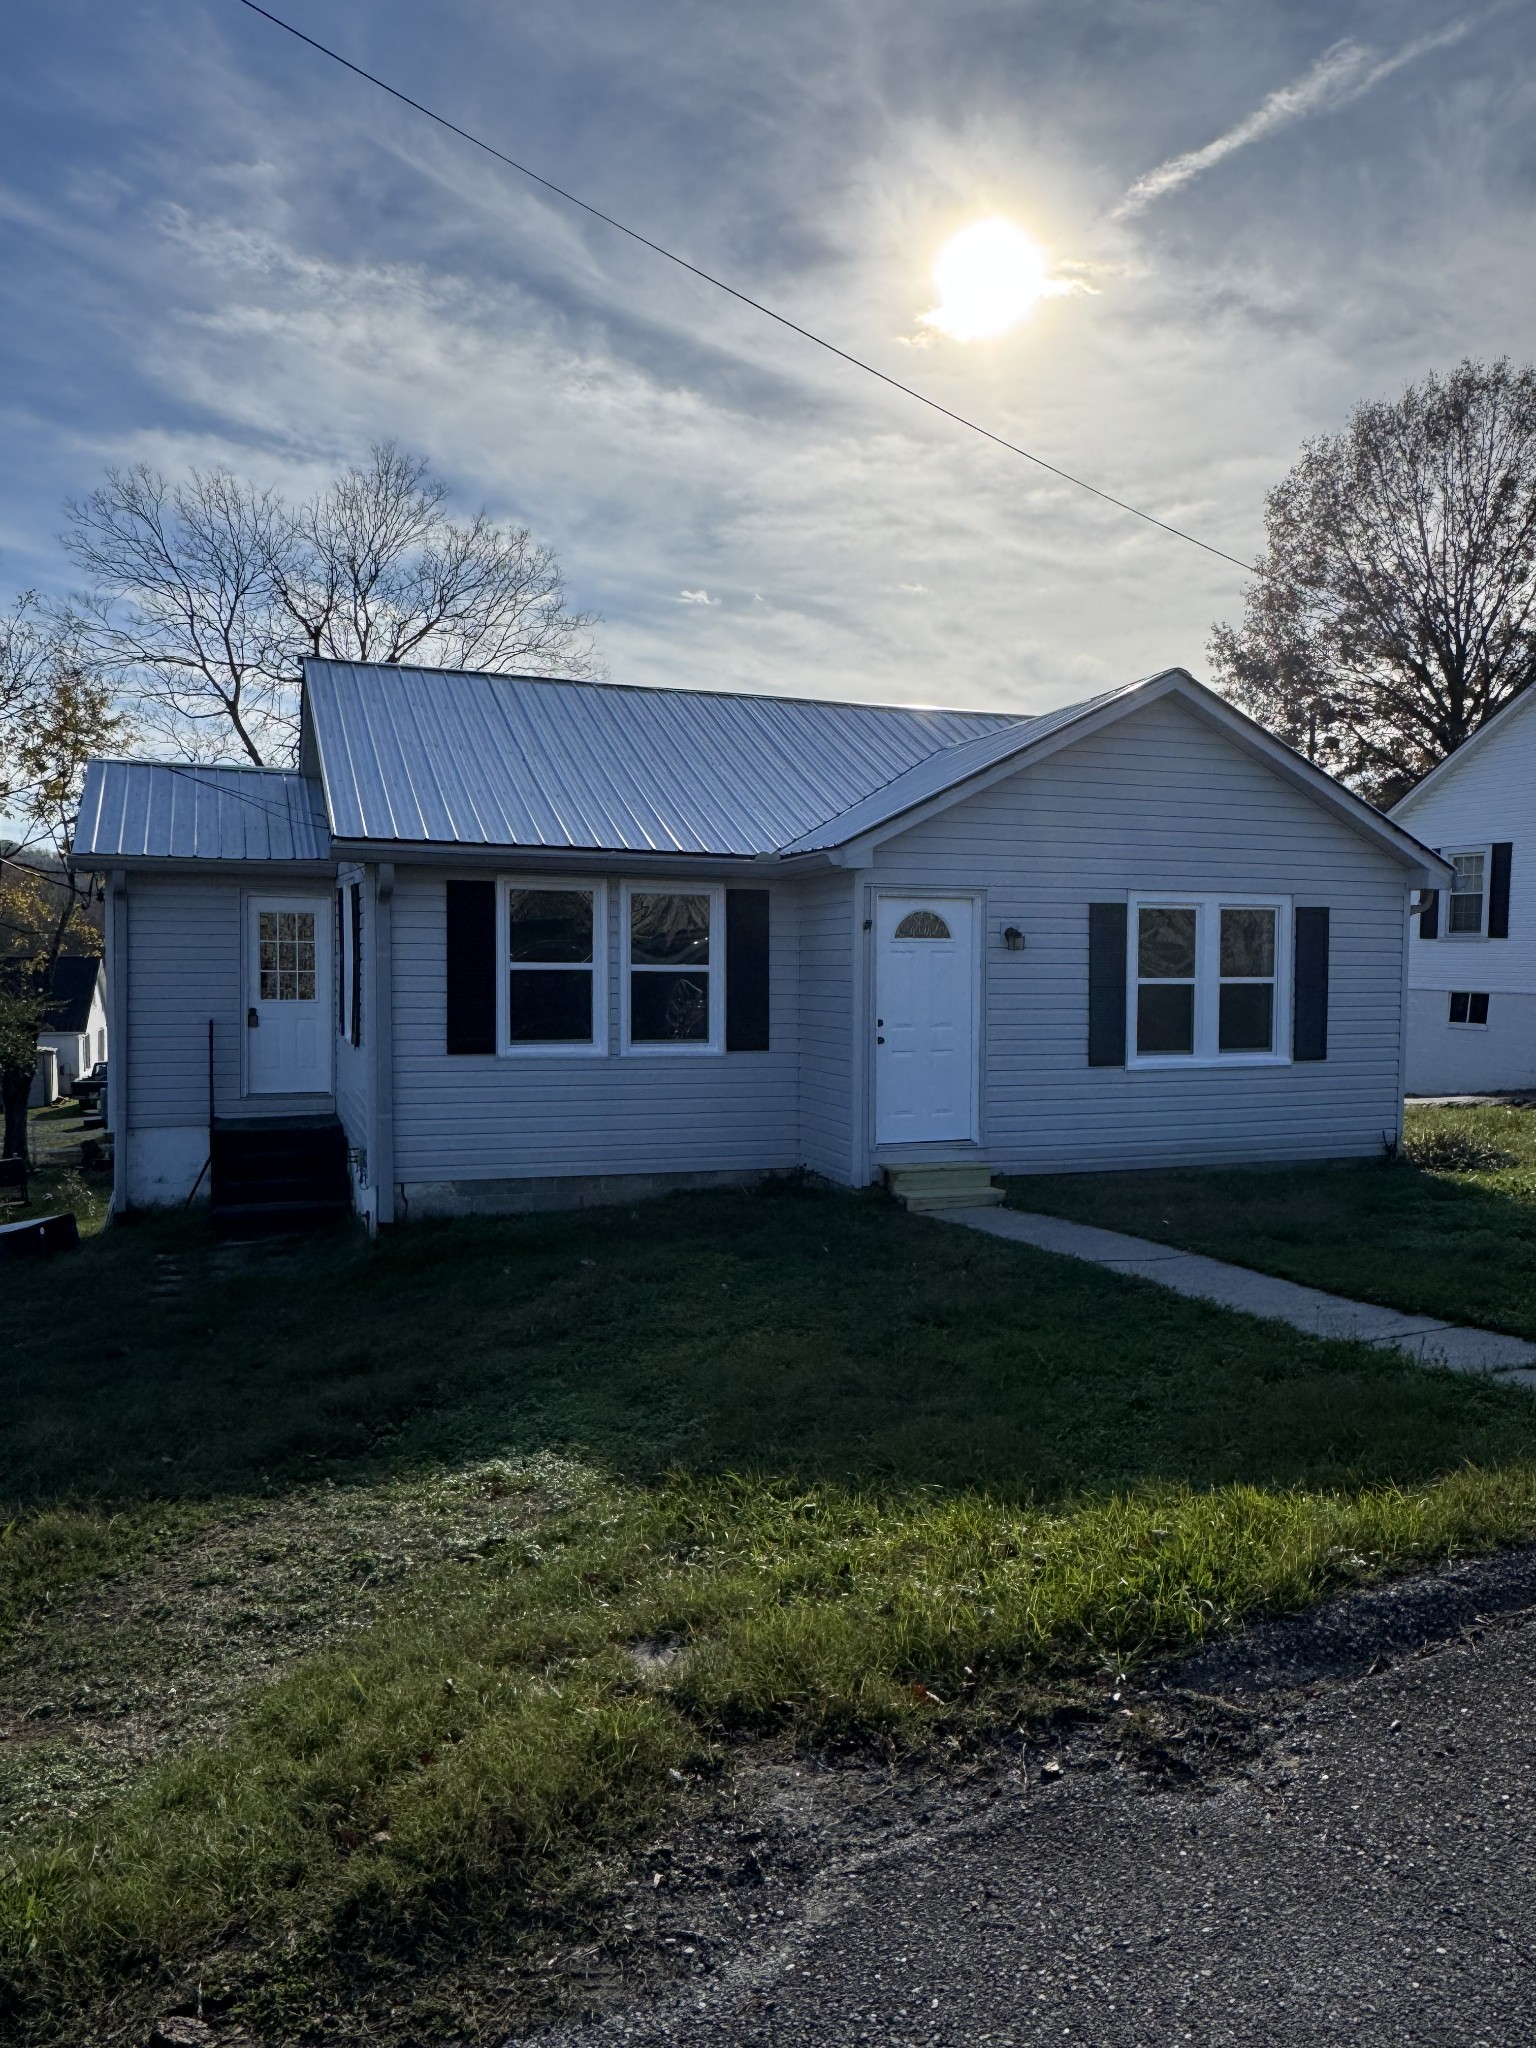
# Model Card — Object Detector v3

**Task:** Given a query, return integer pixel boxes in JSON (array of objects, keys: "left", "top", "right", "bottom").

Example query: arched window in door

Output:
[{"left": 894, "top": 908, "right": 952, "bottom": 939}]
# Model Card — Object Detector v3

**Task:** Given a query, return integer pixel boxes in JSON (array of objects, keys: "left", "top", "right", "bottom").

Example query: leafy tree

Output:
[
  {"left": 62, "top": 442, "right": 601, "bottom": 766},
  {"left": 1210, "top": 359, "right": 1536, "bottom": 807},
  {"left": 0, "top": 600, "right": 120, "bottom": 1164}
]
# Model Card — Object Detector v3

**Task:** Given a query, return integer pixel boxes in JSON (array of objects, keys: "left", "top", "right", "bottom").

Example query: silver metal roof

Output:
[
  {"left": 778, "top": 682, "right": 1140, "bottom": 853},
  {"left": 73, "top": 761, "right": 331, "bottom": 864},
  {"left": 304, "top": 659, "right": 1026, "bottom": 857}
]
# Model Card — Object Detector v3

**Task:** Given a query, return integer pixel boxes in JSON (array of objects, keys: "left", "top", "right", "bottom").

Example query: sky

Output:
[{"left": 2, "top": 0, "right": 1534, "bottom": 734}]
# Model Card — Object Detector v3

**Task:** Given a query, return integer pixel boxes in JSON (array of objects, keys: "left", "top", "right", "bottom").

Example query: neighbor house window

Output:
[
  {"left": 501, "top": 881, "right": 606, "bottom": 1053},
  {"left": 622, "top": 885, "right": 723, "bottom": 1051},
  {"left": 1131, "top": 898, "right": 1289, "bottom": 1064},
  {"left": 1449, "top": 991, "right": 1490, "bottom": 1026},
  {"left": 1447, "top": 850, "right": 1488, "bottom": 934}
]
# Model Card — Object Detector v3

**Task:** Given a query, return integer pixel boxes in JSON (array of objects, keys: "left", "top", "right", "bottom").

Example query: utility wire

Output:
[{"left": 235, "top": 0, "right": 1257, "bottom": 577}]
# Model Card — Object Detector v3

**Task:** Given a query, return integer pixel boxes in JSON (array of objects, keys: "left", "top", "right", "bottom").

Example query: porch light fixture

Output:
[{"left": 1002, "top": 926, "right": 1025, "bottom": 951}]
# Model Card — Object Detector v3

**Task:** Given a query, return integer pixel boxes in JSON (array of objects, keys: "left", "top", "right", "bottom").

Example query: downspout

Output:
[
  {"left": 371, "top": 863, "right": 396, "bottom": 1225},
  {"left": 1395, "top": 878, "right": 1414, "bottom": 1144},
  {"left": 108, "top": 868, "right": 129, "bottom": 1214}
]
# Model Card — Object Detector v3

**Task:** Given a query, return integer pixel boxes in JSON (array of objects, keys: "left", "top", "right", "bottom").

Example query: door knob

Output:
[{"left": 247, "top": 1006, "right": 259, "bottom": 1028}]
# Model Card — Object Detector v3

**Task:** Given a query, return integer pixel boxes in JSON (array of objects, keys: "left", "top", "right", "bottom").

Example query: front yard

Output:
[
  {"left": 1005, "top": 1100, "right": 1536, "bottom": 1338},
  {"left": 5, "top": 1111, "right": 1536, "bottom": 2042}
]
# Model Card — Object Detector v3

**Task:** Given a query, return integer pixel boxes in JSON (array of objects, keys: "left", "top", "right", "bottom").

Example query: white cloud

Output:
[
  {"left": 677, "top": 589, "right": 718, "bottom": 604},
  {"left": 1114, "top": 20, "right": 1475, "bottom": 219}
]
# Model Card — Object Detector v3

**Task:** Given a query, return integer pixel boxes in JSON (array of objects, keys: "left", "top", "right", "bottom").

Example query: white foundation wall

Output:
[
  {"left": 389, "top": 870, "right": 802, "bottom": 1190},
  {"left": 868, "top": 694, "right": 1413, "bottom": 1176}
]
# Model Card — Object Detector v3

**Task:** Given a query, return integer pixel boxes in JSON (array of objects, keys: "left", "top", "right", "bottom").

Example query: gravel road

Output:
[{"left": 525, "top": 1550, "right": 1536, "bottom": 2048}]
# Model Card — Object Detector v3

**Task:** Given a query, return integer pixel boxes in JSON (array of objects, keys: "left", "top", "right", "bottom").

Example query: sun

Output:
[{"left": 919, "top": 217, "right": 1053, "bottom": 342}]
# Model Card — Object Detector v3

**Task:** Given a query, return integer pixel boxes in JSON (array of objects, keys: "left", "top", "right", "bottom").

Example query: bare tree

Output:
[
  {"left": 1210, "top": 359, "right": 1536, "bottom": 807},
  {"left": 273, "top": 442, "right": 599, "bottom": 676},
  {"left": 63, "top": 465, "right": 293, "bottom": 765},
  {"left": 0, "top": 601, "right": 122, "bottom": 1163},
  {"left": 62, "top": 443, "right": 601, "bottom": 766}
]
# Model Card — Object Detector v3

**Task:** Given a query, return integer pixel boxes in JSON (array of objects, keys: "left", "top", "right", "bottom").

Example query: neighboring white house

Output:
[
  {"left": 38, "top": 954, "right": 108, "bottom": 1090},
  {"left": 69, "top": 658, "right": 1447, "bottom": 1227},
  {"left": 1391, "top": 687, "right": 1536, "bottom": 1095}
]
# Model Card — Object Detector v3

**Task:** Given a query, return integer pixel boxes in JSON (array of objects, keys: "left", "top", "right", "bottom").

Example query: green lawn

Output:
[
  {"left": 3, "top": 1153, "right": 1536, "bottom": 2042},
  {"left": 3, "top": 1101, "right": 114, "bottom": 1238},
  {"left": 1003, "top": 1101, "right": 1536, "bottom": 1339}
]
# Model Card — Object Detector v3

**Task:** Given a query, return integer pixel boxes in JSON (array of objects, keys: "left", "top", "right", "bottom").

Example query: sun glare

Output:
[{"left": 920, "top": 216, "right": 1053, "bottom": 342}]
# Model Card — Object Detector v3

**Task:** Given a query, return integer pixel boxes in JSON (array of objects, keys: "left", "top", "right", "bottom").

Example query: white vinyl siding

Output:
[
  {"left": 390, "top": 871, "right": 800, "bottom": 1183},
  {"left": 796, "top": 867, "right": 857, "bottom": 1182},
  {"left": 868, "top": 694, "right": 1409, "bottom": 1176}
]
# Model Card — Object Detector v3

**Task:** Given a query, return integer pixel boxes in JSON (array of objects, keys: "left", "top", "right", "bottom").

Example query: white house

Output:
[
  {"left": 69, "top": 658, "right": 1446, "bottom": 1229},
  {"left": 1391, "top": 687, "right": 1536, "bottom": 1095},
  {"left": 38, "top": 954, "right": 108, "bottom": 1090}
]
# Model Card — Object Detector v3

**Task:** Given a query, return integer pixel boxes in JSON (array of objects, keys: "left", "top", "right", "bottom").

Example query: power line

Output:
[{"left": 234, "top": 0, "right": 1257, "bottom": 578}]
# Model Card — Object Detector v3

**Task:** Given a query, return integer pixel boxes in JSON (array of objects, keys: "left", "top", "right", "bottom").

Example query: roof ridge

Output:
[{"left": 303, "top": 655, "right": 1021, "bottom": 725}]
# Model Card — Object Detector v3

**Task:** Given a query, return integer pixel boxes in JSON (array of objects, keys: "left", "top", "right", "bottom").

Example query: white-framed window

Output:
[
  {"left": 1448, "top": 991, "right": 1490, "bottom": 1027},
  {"left": 1129, "top": 897, "right": 1291, "bottom": 1065},
  {"left": 1445, "top": 847, "right": 1490, "bottom": 936},
  {"left": 498, "top": 878, "right": 608, "bottom": 1055},
  {"left": 620, "top": 882, "right": 724, "bottom": 1054}
]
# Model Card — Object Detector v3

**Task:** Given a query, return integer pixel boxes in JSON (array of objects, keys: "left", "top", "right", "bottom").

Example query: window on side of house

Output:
[
  {"left": 623, "top": 885, "right": 723, "bottom": 1051},
  {"left": 502, "top": 881, "right": 607, "bottom": 1053},
  {"left": 1131, "top": 898, "right": 1288, "bottom": 1064},
  {"left": 1448, "top": 991, "right": 1490, "bottom": 1026},
  {"left": 1447, "top": 850, "right": 1488, "bottom": 934}
]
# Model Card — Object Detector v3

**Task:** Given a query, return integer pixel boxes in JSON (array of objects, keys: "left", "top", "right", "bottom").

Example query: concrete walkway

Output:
[{"left": 936, "top": 1206, "right": 1536, "bottom": 1382}]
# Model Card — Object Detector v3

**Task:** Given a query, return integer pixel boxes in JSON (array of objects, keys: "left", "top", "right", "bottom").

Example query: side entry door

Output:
[{"left": 247, "top": 897, "right": 332, "bottom": 1095}]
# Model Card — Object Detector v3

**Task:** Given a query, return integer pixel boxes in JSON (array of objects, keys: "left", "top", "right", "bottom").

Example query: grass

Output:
[
  {"left": 2, "top": 1102, "right": 114, "bottom": 1238},
  {"left": 3, "top": 1132, "right": 1536, "bottom": 2040},
  {"left": 1004, "top": 1100, "right": 1536, "bottom": 1340}
]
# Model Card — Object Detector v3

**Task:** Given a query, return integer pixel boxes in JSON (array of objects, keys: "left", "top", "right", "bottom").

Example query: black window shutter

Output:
[
  {"left": 1418, "top": 888, "right": 1439, "bottom": 939},
  {"left": 446, "top": 878, "right": 497, "bottom": 1055},
  {"left": 336, "top": 888, "right": 347, "bottom": 1035},
  {"left": 1087, "top": 902, "right": 1128, "bottom": 1067},
  {"left": 350, "top": 883, "right": 363, "bottom": 1048},
  {"left": 725, "top": 888, "right": 771, "bottom": 1051},
  {"left": 1293, "top": 906, "right": 1330, "bottom": 1061},
  {"left": 1489, "top": 842, "right": 1512, "bottom": 938}
]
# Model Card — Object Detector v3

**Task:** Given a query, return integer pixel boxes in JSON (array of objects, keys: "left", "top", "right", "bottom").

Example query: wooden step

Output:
[{"left": 884, "top": 1162, "right": 1004, "bottom": 1213}]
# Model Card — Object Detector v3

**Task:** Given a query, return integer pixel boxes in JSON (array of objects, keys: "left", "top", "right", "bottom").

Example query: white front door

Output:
[
  {"left": 247, "top": 897, "right": 332, "bottom": 1095},
  {"left": 874, "top": 895, "right": 978, "bottom": 1146}
]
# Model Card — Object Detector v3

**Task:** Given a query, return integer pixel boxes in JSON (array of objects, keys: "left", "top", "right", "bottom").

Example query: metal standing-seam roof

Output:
[
  {"left": 72, "top": 761, "right": 331, "bottom": 864},
  {"left": 303, "top": 659, "right": 1027, "bottom": 857}
]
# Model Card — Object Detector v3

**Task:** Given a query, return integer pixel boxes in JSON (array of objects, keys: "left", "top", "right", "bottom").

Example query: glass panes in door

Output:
[{"left": 258, "top": 909, "right": 317, "bottom": 1001}]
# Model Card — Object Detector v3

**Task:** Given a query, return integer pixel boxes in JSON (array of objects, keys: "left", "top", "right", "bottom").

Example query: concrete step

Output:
[{"left": 885, "top": 1163, "right": 1005, "bottom": 1213}]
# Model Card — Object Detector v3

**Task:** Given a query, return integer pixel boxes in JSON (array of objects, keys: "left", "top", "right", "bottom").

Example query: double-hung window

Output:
[
  {"left": 1447, "top": 850, "right": 1488, "bottom": 934},
  {"left": 622, "top": 884, "right": 723, "bottom": 1052},
  {"left": 1130, "top": 898, "right": 1288, "bottom": 1064},
  {"left": 501, "top": 881, "right": 606, "bottom": 1053}
]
